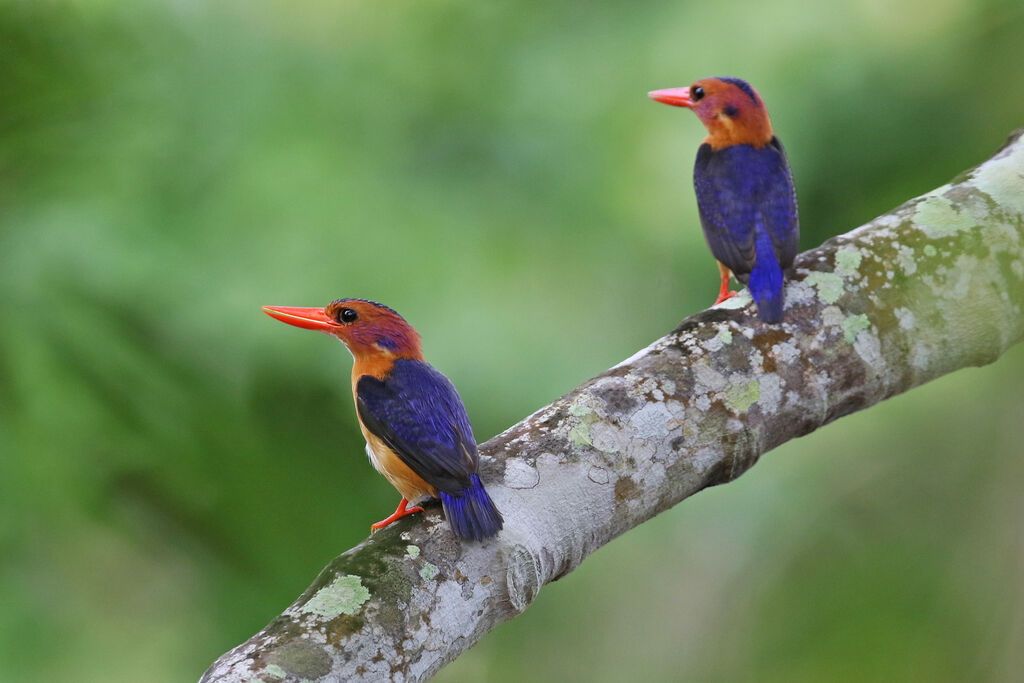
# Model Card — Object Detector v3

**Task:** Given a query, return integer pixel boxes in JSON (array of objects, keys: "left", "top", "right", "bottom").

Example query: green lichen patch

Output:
[
  {"left": 568, "top": 423, "right": 593, "bottom": 447},
  {"left": 725, "top": 380, "right": 760, "bottom": 413},
  {"left": 406, "top": 545, "right": 420, "bottom": 559},
  {"left": 835, "top": 247, "right": 863, "bottom": 277},
  {"left": 569, "top": 403, "right": 591, "bottom": 417},
  {"left": 717, "top": 328, "right": 733, "bottom": 344},
  {"left": 301, "top": 574, "right": 371, "bottom": 619},
  {"left": 914, "top": 195, "right": 978, "bottom": 237},
  {"left": 805, "top": 271, "right": 845, "bottom": 304},
  {"left": 262, "top": 664, "right": 287, "bottom": 679},
  {"left": 568, "top": 401, "right": 601, "bottom": 448},
  {"left": 419, "top": 562, "right": 439, "bottom": 581},
  {"left": 923, "top": 244, "right": 938, "bottom": 257},
  {"left": 972, "top": 141, "right": 1024, "bottom": 216},
  {"left": 842, "top": 314, "right": 871, "bottom": 343}
]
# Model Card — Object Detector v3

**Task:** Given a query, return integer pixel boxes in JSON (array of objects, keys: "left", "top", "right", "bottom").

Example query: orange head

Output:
[
  {"left": 648, "top": 76, "right": 774, "bottom": 150},
  {"left": 263, "top": 299, "right": 423, "bottom": 365}
]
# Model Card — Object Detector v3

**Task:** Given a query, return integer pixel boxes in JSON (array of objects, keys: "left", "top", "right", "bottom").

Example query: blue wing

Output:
[
  {"left": 356, "top": 358, "right": 478, "bottom": 494},
  {"left": 693, "top": 137, "right": 799, "bottom": 280},
  {"left": 762, "top": 137, "right": 800, "bottom": 268}
]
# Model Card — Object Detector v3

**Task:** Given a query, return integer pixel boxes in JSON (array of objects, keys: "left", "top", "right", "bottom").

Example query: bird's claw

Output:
[
  {"left": 370, "top": 500, "right": 424, "bottom": 532},
  {"left": 714, "top": 290, "right": 739, "bottom": 305}
]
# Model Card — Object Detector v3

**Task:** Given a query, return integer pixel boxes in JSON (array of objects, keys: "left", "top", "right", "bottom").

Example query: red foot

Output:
[
  {"left": 714, "top": 262, "right": 738, "bottom": 305},
  {"left": 714, "top": 290, "right": 739, "bottom": 305},
  {"left": 370, "top": 498, "right": 424, "bottom": 532}
]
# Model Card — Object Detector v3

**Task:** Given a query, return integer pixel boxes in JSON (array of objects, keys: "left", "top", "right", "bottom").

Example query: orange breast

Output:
[{"left": 360, "top": 428, "right": 437, "bottom": 502}]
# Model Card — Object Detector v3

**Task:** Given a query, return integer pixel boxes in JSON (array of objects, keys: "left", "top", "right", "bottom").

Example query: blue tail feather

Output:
[
  {"left": 749, "top": 225, "right": 785, "bottom": 323},
  {"left": 440, "top": 474, "right": 503, "bottom": 541}
]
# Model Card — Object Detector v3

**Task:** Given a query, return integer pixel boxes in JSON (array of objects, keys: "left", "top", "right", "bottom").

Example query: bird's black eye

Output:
[
  {"left": 691, "top": 86, "right": 705, "bottom": 102},
  {"left": 337, "top": 308, "right": 359, "bottom": 324}
]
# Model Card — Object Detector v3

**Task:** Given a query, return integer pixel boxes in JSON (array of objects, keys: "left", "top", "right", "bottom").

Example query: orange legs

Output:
[
  {"left": 714, "top": 262, "right": 739, "bottom": 305},
  {"left": 371, "top": 497, "right": 424, "bottom": 532}
]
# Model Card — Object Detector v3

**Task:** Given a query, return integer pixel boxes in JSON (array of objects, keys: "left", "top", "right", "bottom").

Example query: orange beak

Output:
[
  {"left": 262, "top": 306, "right": 338, "bottom": 332},
  {"left": 648, "top": 87, "right": 694, "bottom": 108}
]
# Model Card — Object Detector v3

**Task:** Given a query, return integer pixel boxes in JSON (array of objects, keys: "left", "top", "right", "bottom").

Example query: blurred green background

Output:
[{"left": 2, "top": 0, "right": 1023, "bottom": 681}]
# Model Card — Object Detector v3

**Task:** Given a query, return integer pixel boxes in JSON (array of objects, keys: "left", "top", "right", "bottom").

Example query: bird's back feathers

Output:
[
  {"left": 693, "top": 137, "right": 798, "bottom": 274},
  {"left": 693, "top": 136, "right": 798, "bottom": 321}
]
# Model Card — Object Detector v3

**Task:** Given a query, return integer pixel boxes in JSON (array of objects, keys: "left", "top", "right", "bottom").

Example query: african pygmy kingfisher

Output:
[
  {"left": 263, "top": 299, "right": 503, "bottom": 541},
  {"left": 649, "top": 77, "right": 799, "bottom": 323}
]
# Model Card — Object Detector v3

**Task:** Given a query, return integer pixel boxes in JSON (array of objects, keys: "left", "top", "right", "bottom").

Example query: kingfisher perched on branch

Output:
[
  {"left": 649, "top": 76, "right": 799, "bottom": 323},
  {"left": 263, "top": 299, "right": 504, "bottom": 541}
]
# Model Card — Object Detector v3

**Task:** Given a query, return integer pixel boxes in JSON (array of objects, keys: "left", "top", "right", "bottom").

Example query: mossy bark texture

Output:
[{"left": 202, "top": 131, "right": 1024, "bottom": 683}]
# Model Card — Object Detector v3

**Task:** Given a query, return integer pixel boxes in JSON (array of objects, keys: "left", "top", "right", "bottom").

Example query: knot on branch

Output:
[{"left": 504, "top": 543, "right": 542, "bottom": 612}]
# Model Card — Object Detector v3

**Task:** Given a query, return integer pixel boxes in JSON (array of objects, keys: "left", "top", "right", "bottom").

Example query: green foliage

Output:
[{"left": 1, "top": 1, "right": 1022, "bottom": 681}]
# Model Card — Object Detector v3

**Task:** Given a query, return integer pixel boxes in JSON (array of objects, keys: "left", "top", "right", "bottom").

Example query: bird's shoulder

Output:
[
  {"left": 696, "top": 138, "right": 788, "bottom": 176},
  {"left": 358, "top": 358, "right": 465, "bottom": 417},
  {"left": 359, "top": 357, "right": 444, "bottom": 392}
]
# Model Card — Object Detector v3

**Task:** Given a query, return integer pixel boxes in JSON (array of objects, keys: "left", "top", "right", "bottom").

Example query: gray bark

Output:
[{"left": 202, "top": 130, "right": 1024, "bottom": 683}]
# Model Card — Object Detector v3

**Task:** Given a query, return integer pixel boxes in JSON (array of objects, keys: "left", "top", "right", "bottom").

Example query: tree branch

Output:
[{"left": 202, "top": 130, "right": 1024, "bottom": 683}]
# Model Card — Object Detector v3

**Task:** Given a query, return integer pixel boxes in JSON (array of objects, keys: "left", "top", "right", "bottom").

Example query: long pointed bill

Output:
[
  {"left": 648, "top": 87, "right": 694, "bottom": 108},
  {"left": 262, "top": 306, "right": 338, "bottom": 332}
]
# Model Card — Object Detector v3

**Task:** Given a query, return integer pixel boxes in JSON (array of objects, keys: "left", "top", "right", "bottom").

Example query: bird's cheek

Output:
[
  {"left": 329, "top": 330, "right": 355, "bottom": 350},
  {"left": 695, "top": 107, "right": 717, "bottom": 126}
]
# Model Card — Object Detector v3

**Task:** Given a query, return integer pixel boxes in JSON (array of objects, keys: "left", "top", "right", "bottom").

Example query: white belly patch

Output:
[{"left": 365, "top": 442, "right": 386, "bottom": 474}]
